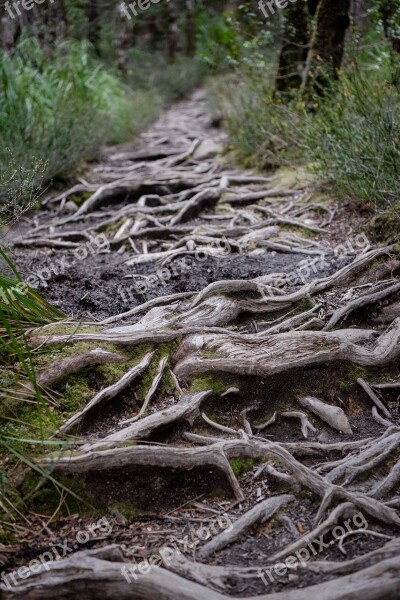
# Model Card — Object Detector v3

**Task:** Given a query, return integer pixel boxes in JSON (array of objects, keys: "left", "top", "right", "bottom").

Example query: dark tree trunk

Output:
[
  {"left": 86, "top": 0, "right": 102, "bottom": 56},
  {"left": 380, "top": 0, "right": 400, "bottom": 54},
  {"left": 350, "top": 0, "right": 365, "bottom": 29},
  {"left": 186, "top": 0, "right": 196, "bottom": 57},
  {"left": 307, "top": 0, "right": 320, "bottom": 16},
  {"left": 275, "top": 0, "right": 310, "bottom": 93},
  {"left": 166, "top": 0, "right": 180, "bottom": 62},
  {"left": 116, "top": 4, "right": 135, "bottom": 76},
  {"left": 0, "top": 2, "right": 14, "bottom": 51},
  {"left": 302, "top": 0, "right": 351, "bottom": 96}
]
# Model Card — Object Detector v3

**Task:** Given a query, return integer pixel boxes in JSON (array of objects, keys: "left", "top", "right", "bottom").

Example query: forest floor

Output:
[{"left": 2, "top": 89, "right": 400, "bottom": 599}]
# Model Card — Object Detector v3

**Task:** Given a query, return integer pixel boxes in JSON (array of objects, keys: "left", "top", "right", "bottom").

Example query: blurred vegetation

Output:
[
  {"left": 1, "top": 1, "right": 399, "bottom": 226},
  {"left": 0, "top": 0, "right": 236, "bottom": 218},
  {"left": 206, "top": 1, "right": 400, "bottom": 235}
]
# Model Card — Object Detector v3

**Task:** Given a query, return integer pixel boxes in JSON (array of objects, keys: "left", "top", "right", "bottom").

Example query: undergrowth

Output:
[
  {"left": 212, "top": 58, "right": 400, "bottom": 234},
  {"left": 0, "top": 246, "right": 66, "bottom": 521},
  {"left": 127, "top": 48, "right": 208, "bottom": 104},
  {"left": 0, "top": 40, "right": 208, "bottom": 221},
  {"left": 0, "top": 40, "right": 142, "bottom": 198}
]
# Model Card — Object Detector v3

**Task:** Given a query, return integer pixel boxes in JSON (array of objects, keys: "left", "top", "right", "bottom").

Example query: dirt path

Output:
[{"left": 3, "top": 90, "right": 400, "bottom": 599}]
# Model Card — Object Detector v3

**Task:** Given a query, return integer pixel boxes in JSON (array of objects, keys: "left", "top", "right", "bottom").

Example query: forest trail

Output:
[{"left": 3, "top": 90, "right": 400, "bottom": 599}]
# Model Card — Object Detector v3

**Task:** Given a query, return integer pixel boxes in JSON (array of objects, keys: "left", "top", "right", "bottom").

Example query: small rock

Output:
[
  {"left": 193, "top": 139, "right": 222, "bottom": 160},
  {"left": 62, "top": 200, "right": 78, "bottom": 214}
]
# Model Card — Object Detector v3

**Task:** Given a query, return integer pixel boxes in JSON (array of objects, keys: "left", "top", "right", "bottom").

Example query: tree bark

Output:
[
  {"left": 166, "top": 0, "right": 180, "bottom": 62},
  {"left": 380, "top": 0, "right": 400, "bottom": 54},
  {"left": 186, "top": 0, "right": 196, "bottom": 56},
  {"left": 86, "top": 0, "right": 102, "bottom": 56},
  {"left": 0, "top": 2, "right": 14, "bottom": 51},
  {"left": 346, "top": 0, "right": 366, "bottom": 57},
  {"left": 275, "top": 0, "right": 310, "bottom": 93},
  {"left": 302, "top": 0, "right": 351, "bottom": 96}
]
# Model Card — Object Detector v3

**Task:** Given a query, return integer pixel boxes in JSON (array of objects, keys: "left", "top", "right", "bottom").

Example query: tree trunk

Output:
[
  {"left": 86, "top": 0, "right": 102, "bottom": 56},
  {"left": 307, "top": 0, "right": 320, "bottom": 16},
  {"left": 186, "top": 0, "right": 196, "bottom": 56},
  {"left": 380, "top": 0, "right": 400, "bottom": 54},
  {"left": 302, "top": 0, "right": 351, "bottom": 96},
  {"left": 166, "top": 0, "right": 180, "bottom": 62},
  {"left": 0, "top": 3, "right": 15, "bottom": 51},
  {"left": 116, "top": 4, "right": 135, "bottom": 76},
  {"left": 275, "top": 0, "right": 310, "bottom": 93}
]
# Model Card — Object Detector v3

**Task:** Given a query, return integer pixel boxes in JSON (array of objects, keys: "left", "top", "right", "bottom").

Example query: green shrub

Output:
[
  {"left": 214, "top": 73, "right": 303, "bottom": 169},
  {"left": 305, "top": 73, "right": 400, "bottom": 210},
  {"left": 0, "top": 39, "right": 160, "bottom": 212},
  {"left": 216, "top": 62, "right": 400, "bottom": 214},
  {"left": 127, "top": 48, "right": 208, "bottom": 103},
  {"left": 197, "top": 11, "right": 242, "bottom": 70}
]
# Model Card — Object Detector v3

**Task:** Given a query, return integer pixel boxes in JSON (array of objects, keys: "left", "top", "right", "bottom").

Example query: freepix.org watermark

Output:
[
  {"left": 5, "top": 0, "right": 55, "bottom": 19},
  {"left": 0, "top": 234, "right": 109, "bottom": 307},
  {"left": 119, "top": 0, "right": 170, "bottom": 21},
  {"left": 257, "top": 234, "right": 370, "bottom": 299},
  {"left": 121, "top": 512, "right": 233, "bottom": 583},
  {"left": 258, "top": 511, "right": 368, "bottom": 586},
  {"left": 258, "top": 0, "right": 299, "bottom": 20},
  {"left": 118, "top": 237, "right": 231, "bottom": 304},
  {"left": 1, "top": 517, "right": 112, "bottom": 589}
]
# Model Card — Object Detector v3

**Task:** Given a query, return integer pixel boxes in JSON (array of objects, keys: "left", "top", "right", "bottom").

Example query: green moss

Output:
[
  {"left": 299, "top": 490, "right": 316, "bottom": 502},
  {"left": 70, "top": 192, "right": 92, "bottom": 207},
  {"left": 62, "top": 373, "right": 92, "bottom": 413},
  {"left": 159, "top": 369, "right": 178, "bottom": 399},
  {"left": 368, "top": 211, "right": 400, "bottom": 244},
  {"left": 157, "top": 342, "right": 178, "bottom": 358},
  {"left": 136, "top": 342, "right": 178, "bottom": 404},
  {"left": 33, "top": 324, "right": 102, "bottom": 338},
  {"left": 271, "top": 166, "right": 316, "bottom": 189},
  {"left": 22, "top": 472, "right": 104, "bottom": 517},
  {"left": 339, "top": 365, "right": 371, "bottom": 390},
  {"left": 0, "top": 395, "right": 59, "bottom": 446},
  {"left": 108, "top": 501, "right": 144, "bottom": 520},
  {"left": 33, "top": 340, "right": 126, "bottom": 370},
  {"left": 189, "top": 375, "right": 228, "bottom": 394},
  {"left": 96, "top": 361, "right": 132, "bottom": 387},
  {"left": 280, "top": 224, "right": 315, "bottom": 239},
  {"left": 230, "top": 458, "right": 255, "bottom": 477}
]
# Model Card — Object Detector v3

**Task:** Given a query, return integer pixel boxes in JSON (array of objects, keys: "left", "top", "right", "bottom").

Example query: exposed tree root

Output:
[
  {"left": 175, "top": 319, "right": 400, "bottom": 378},
  {"left": 299, "top": 397, "right": 352, "bottom": 434},
  {"left": 58, "top": 351, "right": 154, "bottom": 433},
  {"left": 7, "top": 91, "right": 400, "bottom": 600},
  {"left": 281, "top": 411, "right": 317, "bottom": 438},
  {"left": 13, "top": 348, "right": 127, "bottom": 401},
  {"left": 2, "top": 549, "right": 400, "bottom": 600},
  {"left": 324, "top": 281, "right": 400, "bottom": 331},
  {"left": 197, "top": 494, "right": 294, "bottom": 559},
  {"left": 38, "top": 433, "right": 400, "bottom": 527}
]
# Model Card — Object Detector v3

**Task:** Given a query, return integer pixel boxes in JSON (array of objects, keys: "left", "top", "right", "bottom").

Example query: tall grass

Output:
[
  {"left": 0, "top": 40, "right": 211, "bottom": 219},
  {"left": 0, "top": 246, "right": 65, "bottom": 521},
  {"left": 0, "top": 245, "right": 64, "bottom": 432},
  {"left": 215, "top": 62, "right": 400, "bottom": 218},
  {"left": 0, "top": 39, "right": 161, "bottom": 212},
  {"left": 304, "top": 73, "right": 400, "bottom": 210}
]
